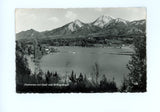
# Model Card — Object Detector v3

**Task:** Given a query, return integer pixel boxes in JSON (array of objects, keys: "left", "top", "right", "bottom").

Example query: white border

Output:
[{"left": 0, "top": 0, "right": 160, "bottom": 112}]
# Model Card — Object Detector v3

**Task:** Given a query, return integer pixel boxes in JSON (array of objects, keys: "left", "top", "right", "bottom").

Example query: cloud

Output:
[
  {"left": 48, "top": 17, "right": 59, "bottom": 22},
  {"left": 65, "top": 11, "right": 77, "bottom": 21},
  {"left": 16, "top": 9, "right": 37, "bottom": 20}
]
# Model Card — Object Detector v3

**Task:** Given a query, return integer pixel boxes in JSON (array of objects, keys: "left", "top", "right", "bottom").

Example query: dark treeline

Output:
[
  {"left": 120, "top": 35, "right": 146, "bottom": 92},
  {"left": 40, "top": 36, "right": 133, "bottom": 47},
  {"left": 17, "top": 70, "right": 118, "bottom": 93},
  {"left": 19, "top": 35, "right": 135, "bottom": 48}
]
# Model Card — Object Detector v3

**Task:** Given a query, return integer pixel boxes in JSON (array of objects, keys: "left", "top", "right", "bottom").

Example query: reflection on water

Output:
[{"left": 39, "top": 46, "right": 133, "bottom": 87}]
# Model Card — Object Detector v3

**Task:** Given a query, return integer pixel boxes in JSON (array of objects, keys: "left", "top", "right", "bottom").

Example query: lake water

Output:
[{"left": 39, "top": 46, "right": 133, "bottom": 87}]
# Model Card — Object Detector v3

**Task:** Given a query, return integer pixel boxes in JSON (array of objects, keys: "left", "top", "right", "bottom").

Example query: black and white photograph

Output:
[
  {"left": 15, "top": 8, "right": 146, "bottom": 93},
  {"left": 2, "top": 0, "right": 160, "bottom": 111}
]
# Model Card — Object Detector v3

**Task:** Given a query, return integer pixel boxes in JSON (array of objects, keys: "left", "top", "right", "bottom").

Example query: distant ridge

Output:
[{"left": 16, "top": 15, "right": 146, "bottom": 40}]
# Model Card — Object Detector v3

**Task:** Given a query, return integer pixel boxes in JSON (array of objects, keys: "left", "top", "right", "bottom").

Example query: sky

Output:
[{"left": 15, "top": 8, "right": 146, "bottom": 33}]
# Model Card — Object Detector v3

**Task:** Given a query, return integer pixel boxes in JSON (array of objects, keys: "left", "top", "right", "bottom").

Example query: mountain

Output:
[
  {"left": 42, "top": 19, "right": 86, "bottom": 38},
  {"left": 16, "top": 29, "right": 46, "bottom": 40},
  {"left": 114, "top": 18, "right": 129, "bottom": 24},
  {"left": 68, "top": 19, "right": 85, "bottom": 31},
  {"left": 16, "top": 15, "right": 146, "bottom": 40},
  {"left": 92, "top": 15, "right": 114, "bottom": 28},
  {"left": 129, "top": 19, "right": 146, "bottom": 32}
]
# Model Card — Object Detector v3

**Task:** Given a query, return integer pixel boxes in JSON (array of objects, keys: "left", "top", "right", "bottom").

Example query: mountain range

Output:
[{"left": 16, "top": 15, "right": 146, "bottom": 40}]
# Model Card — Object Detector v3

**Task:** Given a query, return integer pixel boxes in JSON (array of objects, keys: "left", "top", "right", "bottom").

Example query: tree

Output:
[
  {"left": 94, "top": 62, "right": 99, "bottom": 84},
  {"left": 16, "top": 41, "right": 31, "bottom": 85},
  {"left": 100, "top": 75, "right": 117, "bottom": 92},
  {"left": 77, "top": 73, "right": 83, "bottom": 82},
  {"left": 69, "top": 70, "right": 76, "bottom": 83},
  {"left": 120, "top": 76, "right": 129, "bottom": 92},
  {"left": 127, "top": 35, "right": 146, "bottom": 92},
  {"left": 46, "top": 70, "right": 52, "bottom": 84}
]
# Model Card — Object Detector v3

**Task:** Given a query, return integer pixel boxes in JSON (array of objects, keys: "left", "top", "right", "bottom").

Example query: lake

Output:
[{"left": 39, "top": 46, "right": 133, "bottom": 88}]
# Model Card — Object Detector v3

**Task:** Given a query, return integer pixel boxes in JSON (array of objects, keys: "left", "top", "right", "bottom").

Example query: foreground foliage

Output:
[
  {"left": 121, "top": 35, "right": 146, "bottom": 92},
  {"left": 16, "top": 42, "right": 117, "bottom": 93}
]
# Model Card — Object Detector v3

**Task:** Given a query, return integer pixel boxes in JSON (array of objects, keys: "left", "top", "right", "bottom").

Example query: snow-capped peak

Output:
[
  {"left": 98, "top": 15, "right": 114, "bottom": 21},
  {"left": 68, "top": 23, "right": 75, "bottom": 31},
  {"left": 130, "top": 20, "right": 145, "bottom": 26},
  {"left": 68, "top": 19, "right": 84, "bottom": 32},
  {"left": 73, "top": 19, "right": 84, "bottom": 27},
  {"left": 115, "top": 18, "right": 128, "bottom": 24},
  {"left": 93, "top": 15, "right": 114, "bottom": 28}
]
